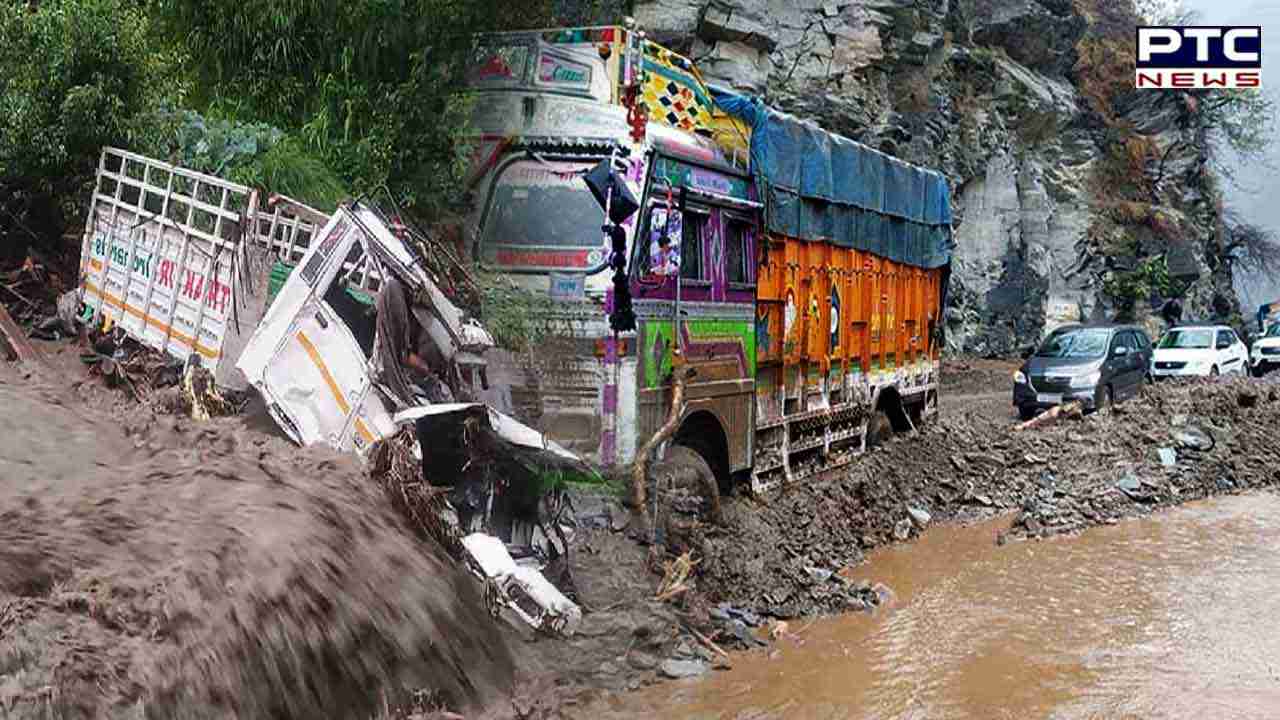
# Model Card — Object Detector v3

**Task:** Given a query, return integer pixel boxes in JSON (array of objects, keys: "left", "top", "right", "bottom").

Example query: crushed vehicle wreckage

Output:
[{"left": 72, "top": 147, "right": 587, "bottom": 635}]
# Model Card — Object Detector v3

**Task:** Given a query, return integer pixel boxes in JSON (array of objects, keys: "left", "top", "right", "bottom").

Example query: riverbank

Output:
[
  {"left": 580, "top": 490, "right": 1280, "bottom": 718},
  {"left": 525, "top": 362, "right": 1280, "bottom": 704}
]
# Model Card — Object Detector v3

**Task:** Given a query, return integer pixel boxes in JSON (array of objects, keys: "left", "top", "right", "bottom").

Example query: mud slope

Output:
[{"left": 0, "top": 366, "right": 517, "bottom": 719}]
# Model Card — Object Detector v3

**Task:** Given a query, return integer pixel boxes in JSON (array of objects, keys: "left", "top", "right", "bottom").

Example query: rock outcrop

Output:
[{"left": 630, "top": 0, "right": 1235, "bottom": 352}]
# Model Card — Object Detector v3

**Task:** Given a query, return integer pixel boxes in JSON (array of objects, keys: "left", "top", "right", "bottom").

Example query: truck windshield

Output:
[
  {"left": 481, "top": 158, "right": 606, "bottom": 255},
  {"left": 1035, "top": 328, "right": 1110, "bottom": 359},
  {"left": 1158, "top": 329, "right": 1213, "bottom": 349}
]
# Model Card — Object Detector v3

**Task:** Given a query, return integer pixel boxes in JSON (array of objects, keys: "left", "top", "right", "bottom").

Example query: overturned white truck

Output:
[{"left": 76, "top": 147, "right": 584, "bottom": 634}]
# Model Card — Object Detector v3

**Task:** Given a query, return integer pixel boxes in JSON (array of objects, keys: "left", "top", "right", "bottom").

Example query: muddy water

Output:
[{"left": 587, "top": 492, "right": 1280, "bottom": 720}]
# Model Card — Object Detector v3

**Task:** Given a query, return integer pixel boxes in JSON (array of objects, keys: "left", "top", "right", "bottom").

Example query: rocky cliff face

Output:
[{"left": 629, "top": 0, "right": 1234, "bottom": 353}]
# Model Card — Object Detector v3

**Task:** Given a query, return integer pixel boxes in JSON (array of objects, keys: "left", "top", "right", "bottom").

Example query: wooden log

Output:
[{"left": 0, "top": 304, "right": 49, "bottom": 370}]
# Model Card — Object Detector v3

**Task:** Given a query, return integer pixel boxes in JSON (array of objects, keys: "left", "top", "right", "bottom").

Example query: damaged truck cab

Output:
[
  {"left": 463, "top": 23, "right": 952, "bottom": 494},
  {"left": 237, "top": 202, "right": 497, "bottom": 453}
]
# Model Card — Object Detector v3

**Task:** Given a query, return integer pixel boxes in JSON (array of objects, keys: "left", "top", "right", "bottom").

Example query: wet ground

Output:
[
  {"left": 0, "top": 360, "right": 526, "bottom": 719},
  {"left": 4, "top": 340, "right": 1279, "bottom": 719},
  {"left": 580, "top": 491, "right": 1280, "bottom": 719}
]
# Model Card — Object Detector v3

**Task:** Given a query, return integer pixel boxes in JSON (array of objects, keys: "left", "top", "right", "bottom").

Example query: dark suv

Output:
[{"left": 1012, "top": 324, "right": 1154, "bottom": 420}]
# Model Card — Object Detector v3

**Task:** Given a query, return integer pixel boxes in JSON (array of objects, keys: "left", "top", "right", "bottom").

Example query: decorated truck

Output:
[{"left": 463, "top": 23, "right": 952, "bottom": 494}]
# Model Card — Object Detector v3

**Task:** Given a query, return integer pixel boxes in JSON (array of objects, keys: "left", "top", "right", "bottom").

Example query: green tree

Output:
[
  {"left": 0, "top": 0, "right": 184, "bottom": 253},
  {"left": 156, "top": 0, "right": 553, "bottom": 215}
]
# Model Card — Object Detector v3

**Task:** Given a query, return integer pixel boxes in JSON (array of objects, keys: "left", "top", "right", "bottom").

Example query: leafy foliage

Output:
[
  {"left": 0, "top": 0, "right": 184, "bottom": 253},
  {"left": 1103, "top": 256, "right": 1171, "bottom": 316},
  {"left": 477, "top": 272, "right": 560, "bottom": 354},
  {"left": 156, "top": 0, "right": 554, "bottom": 215},
  {"left": 158, "top": 109, "right": 347, "bottom": 210},
  {"left": 0, "top": 0, "right": 183, "bottom": 189}
]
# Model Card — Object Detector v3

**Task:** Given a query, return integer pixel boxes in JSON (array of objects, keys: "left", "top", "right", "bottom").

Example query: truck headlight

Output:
[
  {"left": 1070, "top": 371, "right": 1101, "bottom": 389},
  {"left": 1014, "top": 370, "right": 1027, "bottom": 384}
]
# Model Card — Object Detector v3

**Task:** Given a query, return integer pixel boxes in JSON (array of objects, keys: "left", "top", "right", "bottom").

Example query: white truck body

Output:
[
  {"left": 77, "top": 148, "right": 384, "bottom": 389},
  {"left": 78, "top": 148, "right": 273, "bottom": 389}
]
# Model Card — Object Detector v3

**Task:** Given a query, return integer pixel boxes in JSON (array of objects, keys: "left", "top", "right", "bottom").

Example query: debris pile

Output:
[{"left": 684, "top": 376, "right": 1280, "bottom": 618}]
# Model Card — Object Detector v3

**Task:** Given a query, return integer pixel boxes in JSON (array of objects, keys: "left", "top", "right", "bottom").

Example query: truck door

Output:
[{"left": 237, "top": 211, "right": 394, "bottom": 453}]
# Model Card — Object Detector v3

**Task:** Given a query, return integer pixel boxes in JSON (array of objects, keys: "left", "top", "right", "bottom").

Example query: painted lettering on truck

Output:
[{"left": 90, "top": 232, "right": 232, "bottom": 315}]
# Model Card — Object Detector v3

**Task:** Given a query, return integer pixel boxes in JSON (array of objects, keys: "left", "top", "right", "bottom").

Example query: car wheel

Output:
[
  {"left": 1210, "top": 365, "right": 1219, "bottom": 377},
  {"left": 1017, "top": 405, "right": 1038, "bottom": 421}
]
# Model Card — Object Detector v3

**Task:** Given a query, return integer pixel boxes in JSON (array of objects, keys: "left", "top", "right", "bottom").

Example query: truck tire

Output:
[
  {"left": 866, "top": 411, "right": 893, "bottom": 448},
  {"left": 653, "top": 444, "right": 722, "bottom": 523}
]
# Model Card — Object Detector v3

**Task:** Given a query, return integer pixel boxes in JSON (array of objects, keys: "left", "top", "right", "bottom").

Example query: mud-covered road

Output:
[{"left": 3, "top": 345, "right": 1279, "bottom": 719}]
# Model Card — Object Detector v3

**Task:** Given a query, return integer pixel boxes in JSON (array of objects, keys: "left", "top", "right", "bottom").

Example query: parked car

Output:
[
  {"left": 1150, "top": 324, "right": 1249, "bottom": 379},
  {"left": 1248, "top": 322, "right": 1280, "bottom": 376},
  {"left": 1013, "top": 324, "right": 1153, "bottom": 420}
]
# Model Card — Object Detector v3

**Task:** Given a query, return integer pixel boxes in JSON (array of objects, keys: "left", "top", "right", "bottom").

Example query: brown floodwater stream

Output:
[{"left": 580, "top": 492, "right": 1280, "bottom": 719}]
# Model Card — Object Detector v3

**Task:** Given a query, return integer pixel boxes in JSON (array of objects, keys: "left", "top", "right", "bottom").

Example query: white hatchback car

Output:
[{"left": 1150, "top": 325, "right": 1249, "bottom": 378}]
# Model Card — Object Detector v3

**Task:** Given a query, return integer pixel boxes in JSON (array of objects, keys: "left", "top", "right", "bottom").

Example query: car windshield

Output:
[
  {"left": 1267, "top": 324, "right": 1280, "bottom": 338},
  {"left": 1158, "top": 329, "right": 1213, "bottom": 349},
  {"left": 1035, "top": 328, "right": 1110, "bottom": 359}
]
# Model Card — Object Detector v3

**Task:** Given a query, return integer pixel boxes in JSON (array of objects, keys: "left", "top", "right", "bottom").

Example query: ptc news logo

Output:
[{"left": 1136, "top": 27, "right": 1262, "bottom": 88}]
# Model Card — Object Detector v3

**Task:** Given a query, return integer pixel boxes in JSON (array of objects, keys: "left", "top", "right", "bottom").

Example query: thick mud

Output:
[
  {"left": 4, "top": 338, "right": 1278, "bottom": 718},
  {"left": 0, "top": 362, "right": 521, "bottom": 719}
]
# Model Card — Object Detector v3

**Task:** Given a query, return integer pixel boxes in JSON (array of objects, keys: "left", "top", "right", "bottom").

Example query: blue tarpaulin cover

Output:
[{"left": 710, "top": 87, "right": 953, "bottom": 270}]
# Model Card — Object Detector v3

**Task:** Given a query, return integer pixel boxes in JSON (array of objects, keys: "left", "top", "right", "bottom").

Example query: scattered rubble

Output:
[{"left": 657, "top": 374, "right": 1280, "bottom": 619}]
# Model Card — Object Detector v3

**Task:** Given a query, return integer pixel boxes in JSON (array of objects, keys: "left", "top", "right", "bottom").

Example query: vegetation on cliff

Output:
[
  {"left": 0, "top": 0, "right": 553, "bottom": 258},
  {"left": 1073, "top": 0, "right": 1275, "bottom": 324}
]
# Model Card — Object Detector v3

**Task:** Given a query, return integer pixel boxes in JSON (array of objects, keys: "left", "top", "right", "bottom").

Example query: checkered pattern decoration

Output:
[{"left": 641, "top": 42, "right": 713, "bottom": 135}]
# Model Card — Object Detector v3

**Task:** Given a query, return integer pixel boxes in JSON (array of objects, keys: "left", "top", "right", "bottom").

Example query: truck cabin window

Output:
[
  {"left": 680, "top": 211, "right": 709, "bottom": 281},
  {"left": 481, "top": 159, "right": 605, "bottom": 256},
  {"left": 725, "top": 217, "right": 751, "bottom": 285},
  {"left": 641, "top": 205, "right": 710, "bottom": 280}
]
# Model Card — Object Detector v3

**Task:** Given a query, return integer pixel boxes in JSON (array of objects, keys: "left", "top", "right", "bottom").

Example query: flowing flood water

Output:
[{"left": 582, "top": 492, "right": 1280, "bottom": 720}]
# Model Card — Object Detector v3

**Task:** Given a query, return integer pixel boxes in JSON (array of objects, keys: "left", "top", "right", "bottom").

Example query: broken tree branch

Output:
[
  {"left": 1014, "top": 401, "right": 1084, "bottom": 432},
  {"left": 0, "top": 305, "right": 52, "bottom": 373},
  {"left": 631, "top": 362, "right": 694, "bottom": 530}
]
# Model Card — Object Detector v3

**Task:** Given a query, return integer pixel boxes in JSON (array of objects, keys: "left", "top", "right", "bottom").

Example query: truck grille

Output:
[{"left": 1155, "top": 361, "right": 1186, "bottom": 370}]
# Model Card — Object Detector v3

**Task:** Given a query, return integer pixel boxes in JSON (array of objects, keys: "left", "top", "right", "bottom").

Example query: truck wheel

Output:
[
  {"left": 654, "top": 444, "right": 722, "bottom": 524},
  {"left": 866, "top": 411, "right": 893, "bottom": 448}
]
